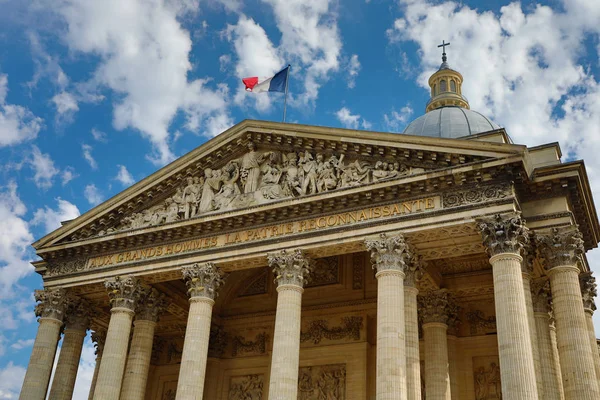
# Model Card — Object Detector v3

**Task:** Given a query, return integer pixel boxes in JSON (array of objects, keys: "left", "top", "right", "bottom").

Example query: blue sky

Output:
[{"left": 1, "top": 0, "right": 600, "bottom": 398}]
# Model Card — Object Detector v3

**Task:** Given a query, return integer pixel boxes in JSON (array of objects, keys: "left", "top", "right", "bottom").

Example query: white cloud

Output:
[
  {"left": 84, "top": 184, "right": 103, "bottom": 206},
  {"left": 61, "top": 167, "right": 77, "bottom": 185},
  {"left": 219, "top": 54, "right": 231, "bottom": 72},
  {"left": 81, "top": 144, "right": 97, "bottom": 170},
  {"left": 52, "top": 91, "right": 79, "bottom": 115},
  {"left": 335, "top": 107, "right": 371, "bottom": 130},
  {"left": 29, "top": 146, "right": 59, "bottom": 190},
  {"left": 263, "top": 0, "right": 342, "bottom": 105},
  {"left": 31, "top": 198, "right": 80, "bottom": 234},
  {"left": 91, "top": 128, "right": 107, "bottom": 142},
  {"left": 0, "top": 74, "right": 43, "bottom": 147},
  {"left": 226, "top": 15, "right": 284, "bottom": 112},
  {"left": 49, "top": 0, "right": 231, "bottom": 165},
  {"left": 0, "top": 362, "right": 26, "bottom": 399},
  {"left": 115, "top": 165, "right": 134, "bottom": 186},
  {"left": 10, "top": 339, "right": 34, "bottom": 350},
  {"left": 384, "top": 105, "right": 414, "bottom": 131},
  {"left": 346, "top": 54, "right": 361, "bottom": 89}
]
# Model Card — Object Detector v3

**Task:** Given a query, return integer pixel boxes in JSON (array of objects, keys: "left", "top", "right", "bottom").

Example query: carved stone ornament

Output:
[
  {"left": 419, "top": 290, "right": 458, "bottom": 325},
  {"left": 34, "top": 287, "right": 69, "bottom": 321},
  {"left": 466, "top": 310, "right": 496, "bottom": 335},
  {"left": 267, "top": 249, "right": 311, "bottom": 288},
  {"left": 182, "top": 262, "right": 225, "bottom": 300},
  {"left": 473, "top": 358, "right": 502, "bottom": 400},
  {"left": 535, "top": 226, "right": 585, "bottom": 269},
  {"left": 136, "top": 288, "right": 169, "bottom": 322},
  {"left": 580, "top": 272, "right": 597, "bottom": 313},
  {"left": 240, "top": 269, "right": 268, "bottom": 297},
  {"left": 46, "top": 258, "right": 87, "bottom": 277},
  {"left": 228, "top": 374, "right": 264, "bottom": 400},
  {"left": 305, "top": 256, "right": 339, "bottom": 287},
  {"left": 208, "top": 325, "right": 228, "bottom": 358},
  {"left": 105, "top": 145, "right": 417, "bottom": 237},
  {"left": 300, "top": 317, "right": 363, "bottom": 344},
  {"left": 104, "top": 275, "right": 146, "bottom": 311},
  {"left": 531, "top": 278, "right": 552, "bottom": 313},
  {"left": 442, "top": 183, "right": 510, "bottom": 208},
  {"left": 477, "top": 213, "right": 529, "bottom": 256},
  {"left": 64, "top": 298, "right": 93, "bottom": 330},
  {"left": 352, "top": 255, "right": 364, "bottom": 290},
  {"left": 232, "top": 332, "right": 268, "bottom": 357},
  {"left": 521, "top": 241, "right": 535, "bottom": 275},
  {"left": 404, "top": 255, "right": 424, "bottom": 287},
  {"left": 91, "top": 329, "right": 107, "bottom": 357},
  {"left": 298, "top": 364, "right": 346, "bottom": 400},
  {"left": 364, "top": 232, "right": 413, "bottom": 274}
]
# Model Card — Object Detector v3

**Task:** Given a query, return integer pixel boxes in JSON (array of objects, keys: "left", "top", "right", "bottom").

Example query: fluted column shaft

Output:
[
  {"left": 522, "top": 274, "right": 544, "bottom": 398},
  {"left": 404, "top": 286, "right": 421, "bottom": 400},
  {"left": 48, "top": 326, "right": 87, "bottom": 400},
  {"left": 423, "top": 322, "right": 451, "bottom": 400},
  {"left": 489, "top": 253, "right": 538, "bottom": 400},
  {"left": 176, "top": 262, "right": 224, "bottom": 400},
  {"left": 447, "top": 335, "right": 459, "bottom": 400},
  {"left": 269, "top": 284, "right": 304, "bottom": 398},
  {"left": 584, "top": 310, "right": 600, "bottom": 381},
  {"left": 547, "top": 266, "right": 600, "bottom": 399},
  {"left": 549, "top": 322, "right": 565, "bottom": 397},
  {"left": 534, "top": 312, "right": 563, "bottom": 400},
  {"left": 267, "top": 249, "right": 311, "bottom": 400},
  {"left": 19, "top": 317, "right": 63, "bottom": 400},
  {"left": 88, "top": 331, "right": 106, "bottom": 400},
  {"left": 120, "top": 320, "right": 156, "bottom": 400}
]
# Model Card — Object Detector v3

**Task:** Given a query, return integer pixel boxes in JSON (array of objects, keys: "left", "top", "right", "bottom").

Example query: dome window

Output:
[
  {"left": 440, "top": 80, "right": 447, "bottom": 92},
  {"left": 433, "top": 84, "right": 437, "bottom": 95},
  {"left": 450, "top": 80, "right": 456, "bottom": 92}
]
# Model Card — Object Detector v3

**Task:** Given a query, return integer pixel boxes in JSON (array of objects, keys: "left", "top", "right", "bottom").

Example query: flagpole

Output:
[{"left": 282, "top": 64, "right": 291, "bottom": 123}]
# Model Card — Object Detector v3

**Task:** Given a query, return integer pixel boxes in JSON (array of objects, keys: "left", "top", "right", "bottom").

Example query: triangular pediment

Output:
[{"left": 34, "top": 120, "right": 527, "bottom": 251}]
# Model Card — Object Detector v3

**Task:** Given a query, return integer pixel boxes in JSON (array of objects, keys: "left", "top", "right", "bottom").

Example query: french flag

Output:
[{"left": 242, "top": 66, "right": 290, "bottom": 93}]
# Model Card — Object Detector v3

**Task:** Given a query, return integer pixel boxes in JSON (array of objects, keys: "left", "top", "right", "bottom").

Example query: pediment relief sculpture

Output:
[{"left": 97, "top": 143, "right": 425, "bottom": 237}]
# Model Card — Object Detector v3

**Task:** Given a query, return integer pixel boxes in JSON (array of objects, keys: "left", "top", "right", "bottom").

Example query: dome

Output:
[{"left": 403, "top": 107, "right": 500, "bottom": 138}]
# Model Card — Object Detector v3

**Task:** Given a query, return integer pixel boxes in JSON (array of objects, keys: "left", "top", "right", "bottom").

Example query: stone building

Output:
[{"left": 21, "top": 53, "right": 600, "bottom": 400}]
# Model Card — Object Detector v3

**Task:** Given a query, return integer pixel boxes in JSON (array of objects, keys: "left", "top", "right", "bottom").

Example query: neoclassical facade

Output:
[{"left": 22, "top": 58, "right": 600, "bottom": 400}]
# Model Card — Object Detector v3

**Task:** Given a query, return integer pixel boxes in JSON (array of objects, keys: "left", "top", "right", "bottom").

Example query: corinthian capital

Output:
[
  {"left": 105, "top": 275, "right": 146, "bottom": 311},
  {"left": 404, "top": 256, "right": 424, "bottom": 287},
  {"left": 535, "top": 226, "right": 584, "bottom": 269},
  {"left": 477, "top": 213, "right": 529, "bottom": 256},
  {"left": 531, "top": 278, "right": 552, "bottom": 313},
  {"left": 34, "top": 287, "right": 69, "bottom": 321},
  {"left": 182, "top": 262, "right": 225, "bottom": 299},
  {"left": 267, "top": 249, "right": 311, "bottom": 288},
  {"left": 64, "top": 298, "right": 93, "bottom": 330},
  {"left": 365, "top": 232, "right": 412, "bottom": 274},
  {"left": 91, "top": 329, "right": 107, "bottom": 357},
  {"left": 136, "top": 288, "right": 169, "bottom": 322},
  {"left": 580, "top": 272, "right": 597, "bottom": 313},
  {"left": 418, "top": 290, "right": 458, "bottom": 325}
]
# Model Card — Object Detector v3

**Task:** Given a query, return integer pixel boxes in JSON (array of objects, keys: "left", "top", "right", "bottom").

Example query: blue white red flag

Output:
[{"left": 242, "top": 66, "right": 289, "bottom": 93}]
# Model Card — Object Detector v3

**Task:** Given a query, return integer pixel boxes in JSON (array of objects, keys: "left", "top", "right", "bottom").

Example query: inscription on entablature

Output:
[{"left": 298, "top": 364, "right": 346, "bottom": 400}]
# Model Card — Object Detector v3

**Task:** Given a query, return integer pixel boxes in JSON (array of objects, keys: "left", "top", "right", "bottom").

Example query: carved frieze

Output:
[
  {"left": 442, "top": 184, "right": 511, "bottom": 208},
  {"left": 473, "top": 357, "right": 502, "bottom": 400},
  {"left": 466, "top": 310, "right": 497, "bottom": 335},
  {"left": 300, "top": 317, "right": 363, "bottom": 344},
  {"left": 231, "top": 332, "right": 268, "bottom": 357},
  {"left": 306, "top": 256, "right": 339, "bottom": 287},
  {"left": 298, "top": 364, "right": 346, "bottom": 400},
  {"left": 46, "top": 258, "right": 87, "bottom": 277},
  {"left": 228, "top": 374, "right": 264, "bottom": 400}
]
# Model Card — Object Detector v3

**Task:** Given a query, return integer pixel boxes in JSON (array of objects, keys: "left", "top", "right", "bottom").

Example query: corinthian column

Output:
[
  {"left": 48, "top": 298, "right": 91, "bottom": 400},
  {"left": 93, "top": 276, "right": 146, "bottom": 400},
  {"left": 404, "top": 261, "right": 422, "bottom": 400},
  {"left": 531, "top": 279, "right": 564, "bottom": 400},
  {"left": 20, "top": 288, "right": 69, "bottom": 400},
  {"left": 88, "top": 329, "right": 106, "bottom": 400},
  {"left": 522, "top": 248, "right": 544, "bottom": 398},
  {"left": 580, "top": 272, "right": 600, "bottom": 382},
  {"left": 121, "top": 289, "right": 168, "bottom": 400},
  {"left": 365, "top": 233, "right": 412, "bottom": 400},
  {"left": 419, "top": 290, "right": 456, "bottom": 400},
  {"left": 446, "top": 307, "right": 460, "bottom": 400},
  {"left": 267, "top": 249, "right": 311, "bottom": 400},
  {"left": 536, "top": 226, "right": 600, "bottom": 399},
  {"left": 478, "top": 213, "right": 538, "bottom": 400},
  {"left": 176, "top": 263, "right": 224, "bottom": 400}
]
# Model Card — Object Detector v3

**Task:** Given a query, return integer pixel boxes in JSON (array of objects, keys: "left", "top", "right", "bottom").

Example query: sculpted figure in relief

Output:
[
  {"left": 239, "top": 142, "right": 271, "bottom": 193},
  {"left": 214, "top": 163, "right": 241, "bottom": 210}
]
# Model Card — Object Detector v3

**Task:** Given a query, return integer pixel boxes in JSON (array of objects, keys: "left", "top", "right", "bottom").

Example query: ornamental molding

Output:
[
  {"left": 477, "top": 212, "right": 529, "bottom": 256},
  {"left": 306, "top": 256, "right": 339, "bottom": 287},
  {"left": 45, "top": 258, "right": 87, "bottom": 277},
  {"left": 300, "top": 317, "right": 363, "bottom": 345},
  {"left": 442, "top": 183, "right": 511, "bottom": 208},
  {"left": 268, "top": 249, "right": 311, "bottom": 288},
  {"left": 535, "top": 226, "right": 584, "bottom": 269},
  {"left": 580, "top": 272, "right": 597, "bottom": 313},
  {"left": 365, "top": 233, "right": 413, "bottom": 274},
  {"left": 466, "top": 310, "right": 496, "bottom": 335},
  {"left": 105, "top": 275, "right": 147, "bottom": 311},
  {"left": 182, "top": 262, "right": 225, "bottom": 299},
  {"left": 34, "top": 287, "right": 70, "bottom": 321},
  {"left": 231, "top": 332, "right": 268, "bottom": 357}
]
